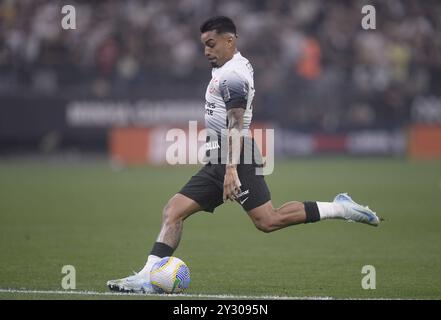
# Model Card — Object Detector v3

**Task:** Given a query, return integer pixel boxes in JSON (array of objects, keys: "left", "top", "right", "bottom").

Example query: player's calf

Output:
[
  {"left": 248, "top": 195, "right": 381, "bottom": 232},
  {"left": 248, "top": 200, "right": 306, "bottom": 233}
]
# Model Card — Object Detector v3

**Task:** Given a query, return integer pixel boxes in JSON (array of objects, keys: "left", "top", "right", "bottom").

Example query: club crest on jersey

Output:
[{"left": 209, "top": 78, "right": 219, "bottom": 94}]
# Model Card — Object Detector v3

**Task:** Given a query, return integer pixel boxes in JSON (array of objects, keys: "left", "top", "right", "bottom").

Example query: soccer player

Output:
[{"left": 107, "top": 16, "right": 381, "bottom": 293}]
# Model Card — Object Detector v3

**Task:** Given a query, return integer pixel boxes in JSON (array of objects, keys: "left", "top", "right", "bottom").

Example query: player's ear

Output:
[{"left": 227, "top": 34, "right": 235, "bottom": 48}]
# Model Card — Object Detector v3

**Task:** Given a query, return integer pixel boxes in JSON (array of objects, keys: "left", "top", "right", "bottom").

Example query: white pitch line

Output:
[{"left": 0, "top": 288, "right": 332, "bottom": 300}]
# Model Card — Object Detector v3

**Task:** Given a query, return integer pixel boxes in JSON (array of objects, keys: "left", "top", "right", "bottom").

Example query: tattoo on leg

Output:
[{"left": 156, "top": 219, "right": 183, "bottom": 250}]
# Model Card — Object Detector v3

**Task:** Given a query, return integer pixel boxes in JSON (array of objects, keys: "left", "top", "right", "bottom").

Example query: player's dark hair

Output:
[{"left": 200, "top": 16, "right": 237, "bottom": 36}]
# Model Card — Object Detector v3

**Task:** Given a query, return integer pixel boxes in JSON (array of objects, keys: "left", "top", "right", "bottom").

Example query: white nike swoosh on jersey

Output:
[{"left": 239, "top": 197, "right": 249, "bottom": 205}]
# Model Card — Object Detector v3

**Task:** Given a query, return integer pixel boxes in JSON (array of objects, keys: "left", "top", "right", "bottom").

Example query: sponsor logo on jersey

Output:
[
  {"left": 236, "top": 189, "right": 250, "bottom": 198},
  {"left": 205, "top": 140, "right": 220, "bottom": 151}
]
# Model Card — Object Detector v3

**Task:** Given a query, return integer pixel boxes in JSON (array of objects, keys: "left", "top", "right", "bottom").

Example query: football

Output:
[{"left": 150, "top": 256, "right": 191, "bottom": 293}]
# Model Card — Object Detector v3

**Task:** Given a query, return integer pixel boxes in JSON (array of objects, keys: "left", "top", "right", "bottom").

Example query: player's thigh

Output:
[
  {"left": 178, "top": 164, "right": 224, "bottom": 213},
  {"left": 164, "top": 193, "right": 204, "bottom": 221},
  {"left": 235, "top": 164, "right": 271, "bottom": 212}
]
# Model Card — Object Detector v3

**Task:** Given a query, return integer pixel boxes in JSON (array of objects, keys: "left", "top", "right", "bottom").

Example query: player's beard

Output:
[{"left": 208, "top": 57, "right": 219, "bottom": 68}]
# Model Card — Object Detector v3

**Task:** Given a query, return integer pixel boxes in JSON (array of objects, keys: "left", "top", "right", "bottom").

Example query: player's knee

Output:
[
  {"left": 253, "top": 216, "right": 275, "bottom": 233},
  {"left": 162, "top": 200, "right": 180, "bottom": 224}
]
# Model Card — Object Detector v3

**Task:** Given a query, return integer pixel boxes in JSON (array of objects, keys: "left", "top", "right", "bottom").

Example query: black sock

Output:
[
  {"left": 303, "top": 201, "right": 321, "bottom": 223},
  {"left": 150, "top": 242, "right": 174, "bottom": 258}
]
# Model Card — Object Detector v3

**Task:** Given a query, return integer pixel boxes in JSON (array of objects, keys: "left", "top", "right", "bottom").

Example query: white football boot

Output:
[
  {"left": 107, "top": 271, "right": 155, "bottom": 294},
  {"left": 333, "top": 193, "right": 381, "bottom": 226}
]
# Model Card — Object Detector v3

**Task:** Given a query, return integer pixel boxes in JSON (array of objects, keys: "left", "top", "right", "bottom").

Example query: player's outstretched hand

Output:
[{"left": 223, "top": 166, "right": 242, "bottom": 202}]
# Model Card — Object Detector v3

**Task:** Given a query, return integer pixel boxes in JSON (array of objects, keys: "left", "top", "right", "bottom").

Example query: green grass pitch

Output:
[{"left": 1, "top": 158, "right": 440, "bottom": 299}]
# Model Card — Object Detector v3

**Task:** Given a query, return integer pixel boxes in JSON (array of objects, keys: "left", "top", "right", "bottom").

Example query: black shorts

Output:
[{"left": 179, "top": 163, "right": 271, "bottom": 213}]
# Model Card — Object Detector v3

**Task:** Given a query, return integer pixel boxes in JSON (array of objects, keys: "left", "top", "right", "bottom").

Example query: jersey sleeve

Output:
[{"left": 219, "top": 71, "right": 248, "bottom": 110}]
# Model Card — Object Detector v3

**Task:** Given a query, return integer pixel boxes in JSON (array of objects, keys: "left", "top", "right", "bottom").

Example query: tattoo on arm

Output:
[{"left": 227, "top": 107, "right": 245, "bottom": 167}]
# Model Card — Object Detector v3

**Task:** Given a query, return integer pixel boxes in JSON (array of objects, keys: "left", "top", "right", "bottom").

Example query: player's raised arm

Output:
[{"left": 223, "top": 106, "right": 245, "bottom": 202}]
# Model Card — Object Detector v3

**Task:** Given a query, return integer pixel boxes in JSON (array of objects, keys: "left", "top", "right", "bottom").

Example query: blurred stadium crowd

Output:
[{"left": 1, "top": 0, "right": 441, "bottom": 131}]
